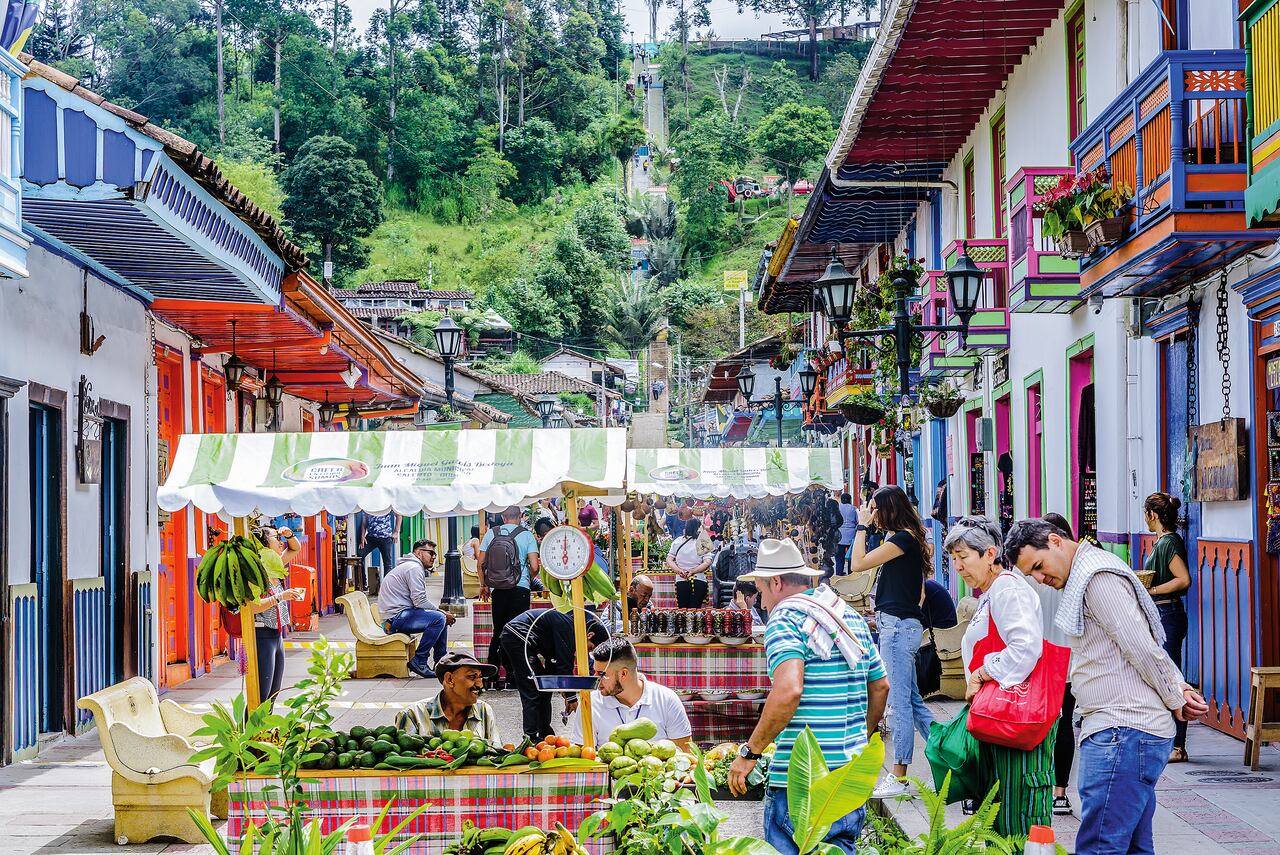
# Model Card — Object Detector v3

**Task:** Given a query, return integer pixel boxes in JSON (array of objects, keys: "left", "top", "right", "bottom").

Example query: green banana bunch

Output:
[{"left": 194, "top": 534, "right": 271, "bottom": 609}]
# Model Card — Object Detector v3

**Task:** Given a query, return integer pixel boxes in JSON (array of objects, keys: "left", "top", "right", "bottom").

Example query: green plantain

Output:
[{"left": 226, "top": 548, "right": 246, "bottom": 608}]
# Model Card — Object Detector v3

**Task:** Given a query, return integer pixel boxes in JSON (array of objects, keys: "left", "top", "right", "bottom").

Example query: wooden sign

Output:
[
  {"left": 1190, "top": 418, "right": 1249, "bottom": 502},
  {"left": 1268, "top": 356, "right": 1280, "bottom": 390}
]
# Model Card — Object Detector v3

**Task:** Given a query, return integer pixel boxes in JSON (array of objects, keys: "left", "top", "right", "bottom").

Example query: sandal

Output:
[{"left": 1169, "top": 747, "right": 1189, "bottom": 763}]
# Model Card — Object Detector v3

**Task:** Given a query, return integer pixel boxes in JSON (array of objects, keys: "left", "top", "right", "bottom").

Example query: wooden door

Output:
[
  {"left": 101, "top": 418, "right": 127, "bottom": 685},
  {"left": 29, "top": 403, "right": 65, "bottom": 733},
  {"left": 156, "top": 351, "right": 189, "bottom": 687},
  {"left": 195, "top": 371, "right": 227, "bottom": 671},
  {"left": 1162, "top": 335, "right": 1201, "bottom": 684}
]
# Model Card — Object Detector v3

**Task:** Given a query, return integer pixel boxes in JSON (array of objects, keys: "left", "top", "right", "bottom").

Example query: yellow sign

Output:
[{"left": 723, "top": 270, "right": 748, "bottom": 291}]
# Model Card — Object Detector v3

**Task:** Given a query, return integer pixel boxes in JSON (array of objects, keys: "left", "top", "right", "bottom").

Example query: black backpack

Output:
[{"left": 484, "top": 525, "right": 526, "bottom": 590}]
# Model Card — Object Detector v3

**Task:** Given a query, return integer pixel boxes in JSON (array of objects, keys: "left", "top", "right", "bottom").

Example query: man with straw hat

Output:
[{"left": 728, "top": 538, "right": 888, "bottom": 854}]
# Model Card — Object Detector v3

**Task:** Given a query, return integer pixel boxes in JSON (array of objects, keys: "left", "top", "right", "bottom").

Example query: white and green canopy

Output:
[
  {"left": 158, "top": 428, "right": 627, "bottom": 517},
  {"left": 627, "top": 447, "right": 843, "bottom": 499}
]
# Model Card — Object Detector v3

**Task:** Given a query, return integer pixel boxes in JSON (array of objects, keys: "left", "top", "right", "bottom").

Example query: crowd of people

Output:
[{"left": 270, "top": 482, "right": 1202, "bottom": 855}]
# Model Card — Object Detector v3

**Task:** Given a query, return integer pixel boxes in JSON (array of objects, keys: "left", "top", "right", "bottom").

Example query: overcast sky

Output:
[{"left": 347, "top": 0, "right": 794, "bottom": 43}]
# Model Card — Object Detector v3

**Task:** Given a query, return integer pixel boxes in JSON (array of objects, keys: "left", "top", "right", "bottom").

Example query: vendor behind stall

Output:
[
  {"left": 499, "top": 608, "right": 610, "bottom": 740},
  {"left": 566, "top": 637, "right": 692, "bottom": 749},
  {"left": 395, "top": 652, "right": 502, "bottom": 746}
]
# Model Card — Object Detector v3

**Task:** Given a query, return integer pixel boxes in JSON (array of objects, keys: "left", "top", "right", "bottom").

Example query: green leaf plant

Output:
[
  {"left": 186, "top": 638, "right": 429, "bottom": 854},
  {"left": 787, "top": 729, "right": 885, "bottom": 855}
]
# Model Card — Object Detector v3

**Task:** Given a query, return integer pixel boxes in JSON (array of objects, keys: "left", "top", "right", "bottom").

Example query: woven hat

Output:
[{"left": 739, "top": 538, "right": 821, "bottom": 581}]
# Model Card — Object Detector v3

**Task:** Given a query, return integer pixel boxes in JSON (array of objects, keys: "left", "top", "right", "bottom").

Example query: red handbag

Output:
[{"left": 966, "top": 600, "right": 1070, "bottom": 751}]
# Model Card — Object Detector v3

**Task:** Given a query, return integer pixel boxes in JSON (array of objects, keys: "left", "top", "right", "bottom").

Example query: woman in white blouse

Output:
[
  {"left": 943, "top": 516, "right": 1054, "bottom": 838},
  {"left": 666, "top": 518, "right": 713, "bottom": 607}
]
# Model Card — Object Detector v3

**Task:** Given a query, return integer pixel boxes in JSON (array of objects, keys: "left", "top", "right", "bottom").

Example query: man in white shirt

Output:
[{"left": 567, "top": 637, "right": 692, "bottom": 749}]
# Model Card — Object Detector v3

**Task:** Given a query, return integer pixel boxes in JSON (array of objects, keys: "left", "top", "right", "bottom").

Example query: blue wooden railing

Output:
[
  {"left": 72, "top": 578, "right": 108, "bottom": 734},
  {"left": 10, "top": 584, "right": 38, "bottom": 760}
]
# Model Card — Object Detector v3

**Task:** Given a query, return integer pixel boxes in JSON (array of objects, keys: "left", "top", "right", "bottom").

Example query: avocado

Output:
[
  {"left": 337, "top": 752, "right": 354, "bottom": 769},
  {"left": 370, "top": 739, "right": 397, "bottom": 755},
  {"left": 349, "top": 726, "right": 370, "bottom": 740}
]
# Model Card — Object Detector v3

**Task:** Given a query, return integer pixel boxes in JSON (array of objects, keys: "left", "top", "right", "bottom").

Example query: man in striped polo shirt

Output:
[{"left": 728, "top": 539, "right": 888, "bottom": 854}]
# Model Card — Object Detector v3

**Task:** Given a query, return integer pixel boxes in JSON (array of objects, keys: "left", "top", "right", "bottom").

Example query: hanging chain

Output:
[
  {"left": 1216, "top": 270, "right": 1232, "bottom": 421},
  {"left": 1186, "top": 299, "right": 1199, "bottom": 430}
]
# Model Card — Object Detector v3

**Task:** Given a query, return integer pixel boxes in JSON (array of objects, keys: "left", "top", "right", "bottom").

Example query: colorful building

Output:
[{"left": 760, "top": 0, "right": 1280, "bottom": 739}]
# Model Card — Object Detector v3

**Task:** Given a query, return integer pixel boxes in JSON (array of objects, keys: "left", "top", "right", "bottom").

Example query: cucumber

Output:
[{"left": 374, "top": 762, "right": 397, "bottom": 770}]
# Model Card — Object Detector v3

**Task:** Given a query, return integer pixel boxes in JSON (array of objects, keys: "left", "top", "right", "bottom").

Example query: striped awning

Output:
[
  {"left": 627, "top": 447, "right": 842, "bottom": 499},
  {"left": 158, "top": 428, "right": 627, "bottom": 517}
]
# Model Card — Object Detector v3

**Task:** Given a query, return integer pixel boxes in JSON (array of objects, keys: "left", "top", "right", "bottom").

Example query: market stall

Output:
[
  {"left": 622, "top": 446, "right": 843, "bottom": 744},
  {"left": 158, "top": 427, "right": 627, "bottom": 853}
]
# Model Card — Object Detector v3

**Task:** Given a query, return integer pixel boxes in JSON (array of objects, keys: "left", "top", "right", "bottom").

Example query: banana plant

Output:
[{"left": 787, "top": 729, "right": 885, "bottom": 855}]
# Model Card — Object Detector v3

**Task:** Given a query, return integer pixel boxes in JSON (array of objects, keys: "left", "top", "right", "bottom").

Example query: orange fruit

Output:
[
  {"left": 580, "top": 747, "right": 597, "bottom": 761},
  {"left": 554, "top": 746, "right": 571, "bottom": 758},
  {"left": 524, "top": 747, "right": 539, "bottom": 760},
  {"left": 568, "top": 745, "right": 582, "bottom": 758},
  {"left": 537, "top": 748, "right": 555, "bottom": 762},
  {"left": 536, "top": 741, "right": 549, "bottom": 751},
  {"left": 503, "top": 743, "right": 515, "bottom": 751}
]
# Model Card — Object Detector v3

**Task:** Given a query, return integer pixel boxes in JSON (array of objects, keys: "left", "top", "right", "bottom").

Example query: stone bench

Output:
[{"left": 337, "top": 591, "right": 418, "bottom": 679}]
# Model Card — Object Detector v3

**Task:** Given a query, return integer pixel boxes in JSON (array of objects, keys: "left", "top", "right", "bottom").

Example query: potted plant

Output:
[
  {"left": 1041, "top": 172, "right": 1090, "bottom": 258},
  {"left": 839, "top": 390, "right": 887, "bottom": 425},
  {"left": 917, "top": 380, "right": 964, "bottom": 419},
  {"left": 1080, "top": 167, "right": 1132, "bottom": 248}
]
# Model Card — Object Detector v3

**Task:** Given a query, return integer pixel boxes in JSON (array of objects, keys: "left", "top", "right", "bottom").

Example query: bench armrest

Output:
[
  {"left": 107, "top": 722, "right": 212, "bottom": 785},
  {"left": 160, "top": 699, "right": 212, "bottom": 744}
]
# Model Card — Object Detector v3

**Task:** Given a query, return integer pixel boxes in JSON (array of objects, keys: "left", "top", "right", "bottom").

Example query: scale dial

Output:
[{"left": 539, "top": 525, "right": 595, "bottom": 581}]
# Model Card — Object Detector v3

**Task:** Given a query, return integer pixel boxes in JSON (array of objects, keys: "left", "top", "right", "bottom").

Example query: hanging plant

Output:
[
  {"left": 1042, "top": 166, "right": 1132, "bottom": 254},
  {"left": 916, "top": 379, "right": 965, "bottom": 419},
  {"left": 839, "top": 389, "right": 888, "bottom": 425}
]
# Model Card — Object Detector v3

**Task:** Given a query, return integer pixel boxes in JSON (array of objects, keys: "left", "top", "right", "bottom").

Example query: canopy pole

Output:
[
  {"left": 563, "top": 493, "right": 594, "bottom": 748},
  {"left": 619, "top": 509, "right": 632, "bottom": 631},
  {"left": 233, "top": 517, "right": 262, "bottom": 713}
]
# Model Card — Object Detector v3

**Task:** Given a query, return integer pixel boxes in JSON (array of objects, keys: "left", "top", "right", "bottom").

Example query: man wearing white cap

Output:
[{"left": 727, "top": 539, "right": 888, "bottom": 855}]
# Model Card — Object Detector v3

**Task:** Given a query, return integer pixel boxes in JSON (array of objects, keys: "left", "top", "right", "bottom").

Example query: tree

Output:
[
  {"left": 504, "top": 117, "right": 560, "bottom": 204},
  {"left": 756, "top": 59, "right": 803, "bottom": 105},
  {"left": 463, "top": 127, "right": 517, "bottom": 220},
  {"left": 603, "top": 114, "right": 646, "bottom": 194},
  {"left": 750, "top": 102, "right": 833, "bottom": 216},
  {"left": 820, "top": 51, "right": 861, "bottom": 118},
  {"left": 572, "top": 194, "right": 631, "bottom": 271},
  {"left": 662, "top": 278, "right": 722, "bottom": 327},
  {"left": 737, "top": 0, "right": 840, "bottom": 80},
  {"left": 599, "top": 277, "right": 664, "bottom": 358},
  {"left": 281, "top": 135, "right": 384, "bottom": 280},
  {"left": 644, "top": 238, "right": 682, "bottom": 287}
]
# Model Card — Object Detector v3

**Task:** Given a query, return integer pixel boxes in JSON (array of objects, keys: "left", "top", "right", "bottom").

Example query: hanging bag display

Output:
[{"left": 966, "top": 578, "right": 1070, "bottom": 751}]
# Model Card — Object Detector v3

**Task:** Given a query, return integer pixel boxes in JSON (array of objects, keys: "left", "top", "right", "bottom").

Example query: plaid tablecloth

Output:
[
  {"left": 685, "top": 698, "right": 762, "bottom": 746},
  {"left": 472, "top": 599, "right": 552, "bottom": 659},
  {"left": 228, "top": 769, "right": 614, "bottom": 853},
  {"left": 644, "top": 571, "right": 681, "bottom": 610},
  {"left": 633, "top": 643, "right": 768, "bottom": 692}
]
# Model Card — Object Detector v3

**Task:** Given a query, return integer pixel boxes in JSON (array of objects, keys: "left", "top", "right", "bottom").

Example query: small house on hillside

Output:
[{"left": 539, "top": 347, "right": 628, "bottom": 390}]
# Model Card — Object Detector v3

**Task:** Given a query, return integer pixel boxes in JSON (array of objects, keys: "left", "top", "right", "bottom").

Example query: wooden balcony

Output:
[
  {"left": 822, "top": 355, "right": 875, "bottom": 406},
  {"left": 940, "top": 241, "right": 1011, "bottom": 357},
  {"left": 1071, "top": 50, "right": 1278, "bottom": 296},
  {"left": 920, "top": 271, "right": 979, "bottom": 376},
  {"left": 1006, "top": 167, "right": 1083, "bottom": 313},
  {"left": 1245, "top": 0, "right": 1280, "bottom": 227}
]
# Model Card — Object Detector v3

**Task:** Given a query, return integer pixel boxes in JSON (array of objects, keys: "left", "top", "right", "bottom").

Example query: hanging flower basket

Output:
[
  {"left": 840, "top": 401, "right": 886, "bottom": 425},
  {"left": 1085, "top": 215, "right": 1126, "bottom": 248},
  {"left": 926, "top": 397, "right": 964, "bottom": 419},
  {"left": 1058, "top": 230, "right": 1091, "bottom": 258}
]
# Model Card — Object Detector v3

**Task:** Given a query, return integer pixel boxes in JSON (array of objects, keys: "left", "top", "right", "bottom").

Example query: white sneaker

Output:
[{"left": 873, "top": 776, "right": 910, "bottom": 799}]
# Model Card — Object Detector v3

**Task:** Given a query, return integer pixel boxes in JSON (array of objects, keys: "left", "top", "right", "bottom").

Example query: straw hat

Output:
[{"left": 740, "top": 538, "right": 822, "bottom": 581}]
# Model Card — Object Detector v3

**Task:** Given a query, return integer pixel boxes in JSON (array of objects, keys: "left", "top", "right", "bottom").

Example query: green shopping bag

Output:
[{"left": 924, "top": 704, "right": 982, "bottom": 804}]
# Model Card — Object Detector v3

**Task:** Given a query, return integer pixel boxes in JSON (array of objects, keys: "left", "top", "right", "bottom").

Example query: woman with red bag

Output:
[{"left": 944, "top": 516, "right": 1058, "bottom": 837}]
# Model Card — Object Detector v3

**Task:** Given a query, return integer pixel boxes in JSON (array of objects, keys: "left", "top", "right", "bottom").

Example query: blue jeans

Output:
[
  {"left": 1076, "top": 726, "right": 1173, "bottom": 855},
  {"left": 1157, "top": 601, "right": 1188, "bottom": 750},
  {"left": 764, "top": 786, "right": 864, "bottom": 854},
  {"left": 877, "top": 612, "right": 933, "bottom": 764},
  {"left": 389, "top": 608, "right": 447, "bottom": 673}
]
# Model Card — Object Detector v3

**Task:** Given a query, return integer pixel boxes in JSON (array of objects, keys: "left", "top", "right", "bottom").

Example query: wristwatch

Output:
[{"left": 737, "top": 743, "right": 762, "bottom": 761}]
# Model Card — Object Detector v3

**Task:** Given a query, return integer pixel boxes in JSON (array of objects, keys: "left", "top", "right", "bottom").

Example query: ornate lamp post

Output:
[
  {"left": 798, "top": 360, "right": 818, "bottom": 401},
  {"left": 814, "top": 246, "right": 983, "bottom": 400},
  {"left": 536, "top": 394, "right": 557, "bottom": 428},
  {"left": 432, "top": 316, "right": 466, "bottom": 610}
]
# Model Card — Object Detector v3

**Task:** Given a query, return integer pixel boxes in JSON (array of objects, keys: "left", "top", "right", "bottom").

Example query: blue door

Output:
[
  {"left": 29, "top": 404, "right": 65, "bottom": 734},
  {"left": 101, "top": 418, "right": 127, "bottom": 684},
  {"left": 929, "top": 418, "right": 950, "bottom": 592},
  {"left": 1163, "top": 335, "right": 1200, "bottom": 684}
]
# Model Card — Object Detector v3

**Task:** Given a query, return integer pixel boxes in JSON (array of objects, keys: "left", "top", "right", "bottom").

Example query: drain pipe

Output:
[{"left": 825, "top": 177, "right": 960, "bottom": 195}]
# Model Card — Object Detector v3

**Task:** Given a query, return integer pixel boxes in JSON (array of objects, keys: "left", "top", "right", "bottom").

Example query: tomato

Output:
[
  {"left": 580, "top": 747, "right": 597, "bottom": 761},
  {"left": 568, "top": 745, "right": 582, "bottom": 758},
  {"left": 503, "top": 743, "right": 515, "bottom": 751},
  {"left": 524, "top": 747, "right": 539, "bottom": 760},
  {"left": 537, "top": 748, "right": 555, "bottom": 762}
]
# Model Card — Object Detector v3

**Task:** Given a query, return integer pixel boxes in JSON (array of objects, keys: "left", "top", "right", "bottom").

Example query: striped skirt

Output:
[{"left": 978, "top": 721, "right": 1057, "bottom": 838}]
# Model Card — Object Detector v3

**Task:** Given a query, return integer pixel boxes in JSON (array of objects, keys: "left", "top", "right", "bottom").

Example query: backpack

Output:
[{"left": 484, "top": 525, "right": 527, "bottom": 590}]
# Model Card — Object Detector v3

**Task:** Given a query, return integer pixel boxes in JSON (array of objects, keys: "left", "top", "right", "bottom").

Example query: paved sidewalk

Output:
[{"left": 875, "top": 698, "right": 1280, "bottom": 853}]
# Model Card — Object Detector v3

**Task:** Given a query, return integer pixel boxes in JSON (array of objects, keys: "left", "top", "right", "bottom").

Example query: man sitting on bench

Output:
[{"left": 380, "top": 538, "right": 454, "bottom": 678}]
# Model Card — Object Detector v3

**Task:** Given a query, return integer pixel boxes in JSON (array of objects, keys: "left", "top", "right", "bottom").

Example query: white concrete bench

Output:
[
  {"left": 337, "top": 591, "right": 418, "bottom": 678},
  {"left": 76, "top": 677, "right": 225, "bottom": 845}
]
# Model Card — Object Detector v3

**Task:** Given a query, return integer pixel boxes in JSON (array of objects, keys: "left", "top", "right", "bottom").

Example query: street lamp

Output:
[
  {"left": 223, "top": 318, "right": 248, "bottom": 390},
  {"left": 817, "top": 244, "right": 983, "bottom": 400},
  {"left": 318, "top": 394, "right": 338, "bottom": 429},
  {"left": 798, "top": 360, "right": 818, "bottom": 401},
  {"left": 735, "top": 363, "right": 756, "bottom": 400},
  {"left": 432, "top": 315, "right": 466, "bottom": 612},
  {"left": 536, "top": 394, "right": 557, "bottom": 428}
]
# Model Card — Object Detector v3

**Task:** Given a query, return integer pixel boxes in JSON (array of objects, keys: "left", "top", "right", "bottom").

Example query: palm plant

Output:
[
  {"left": 645, "top": 238, "right": 683, "bottom": 287},
  {"left": 600, "top": 277, "right": 664, "bottom": 358}
]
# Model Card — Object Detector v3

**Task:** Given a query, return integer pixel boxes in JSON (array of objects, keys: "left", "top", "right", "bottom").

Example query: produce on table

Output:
[
  {"left": 601, "top": 718, "right": 699, "bottom": 789},
  {"left": 195, "top": 535, "right": 271, "bottom": 609},
  {"left": 440, "top": 819, "right": 588, "bottom": 855},
  {"left": 299, "top": 725, "right": 535, "bottom": 771}
]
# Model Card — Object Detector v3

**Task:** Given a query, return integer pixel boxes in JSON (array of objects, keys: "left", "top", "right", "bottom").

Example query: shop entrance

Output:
[
  {"left": 101, "top": 417, "right": 128, "bottom": 685},
  {"left": 1162, "top": 333, "right": 1201, "bottom": 685},
  {"left": 1069, "top": 349, "right": 1097, "bottom": 540},
  {"left": 156, "top": 351, "right": 189, "bottom": 687},
  {"left": 29, "top": 403, "right": 65, "bottom": 735}
]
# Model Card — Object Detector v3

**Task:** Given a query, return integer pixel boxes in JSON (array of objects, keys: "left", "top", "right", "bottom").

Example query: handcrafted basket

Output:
[
  {"left": 1085, "top": 216, "right": 1126, "bottom": 248},
  {"left": 926, "top": 398, "right": 964, "bottom": 419},
  {"left": 839, "top": 402, "right": 886, "bottom": 425},
  {"left": 1057, "top": 230, "right": 1091, "bottom": 259}
]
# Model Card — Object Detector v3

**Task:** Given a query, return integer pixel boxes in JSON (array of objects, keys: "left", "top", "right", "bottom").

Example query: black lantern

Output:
[
  {"left": 945, "top": 243, "right": 984, "bottom": 329},
  {"left": 264, "top": 374, "right": 285, "bottom": 405},
  {"left": 814, "top": 250, "right": 857, "bottom": 328},
  {"left": 736, "top": 363, "right": 756, "bottom": 400},
  {"left": 224, "top": 318, "right": 247, "bottom": 389},
  {"left": 433, "top": 316, "right": 463, "bottom": 359},
  {"left": 798, "top": 361, "right": 818, "bottom": 399},
  {"left": 318, "top": 395, "right": 338, "bottom": 429},
  {"left": 536, "top": 393, "right": 557, "bottom": 426}
]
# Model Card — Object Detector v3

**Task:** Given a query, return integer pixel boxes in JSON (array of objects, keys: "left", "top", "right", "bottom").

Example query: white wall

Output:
[{"left": 0, "top": 245, "right": 157, "bottom": 585}]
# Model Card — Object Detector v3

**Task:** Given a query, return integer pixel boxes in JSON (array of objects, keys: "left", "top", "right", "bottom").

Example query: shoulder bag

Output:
[{"left": 965, "top": 582, "right": 1070, "bottom": 751}]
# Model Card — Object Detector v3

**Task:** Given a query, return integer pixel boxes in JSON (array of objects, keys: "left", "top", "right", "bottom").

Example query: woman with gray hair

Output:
[{"left": 943, "top": 516, "right": 1055, "bottom": 837}]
